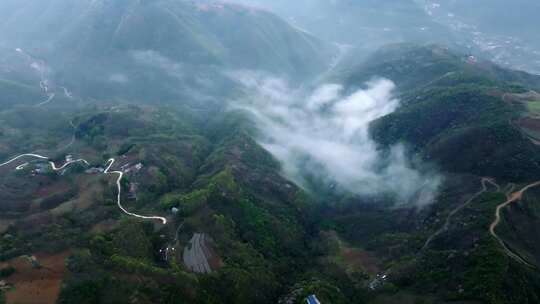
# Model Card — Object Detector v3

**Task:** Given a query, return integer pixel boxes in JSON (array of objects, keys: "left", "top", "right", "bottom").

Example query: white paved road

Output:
[
  {"left": 0, "top": 154, "right": 167, "bottom": 225},
  {"left": 104, "top": 158, "right": 167, "bottom": 225}
]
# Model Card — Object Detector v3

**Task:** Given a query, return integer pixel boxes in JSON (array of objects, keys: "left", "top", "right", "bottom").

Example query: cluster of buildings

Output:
[
  {"left": 84, "top": 160, "right": 144, "bottom": 200},
  {"left": 120, "top": 162, "right": 143, "bottom": 174}
]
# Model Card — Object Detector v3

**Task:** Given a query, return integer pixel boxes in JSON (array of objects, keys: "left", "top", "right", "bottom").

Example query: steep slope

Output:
[
  {"left": 341, "top": 44, "right": 540, "bottom": 92},
  {"left": 320, "top": 44, "right": 540, "bottom": 304},
  {"left": 327, "top": 44, "right": 540, "bottom": 182},
  {"left": 0, "top": 79, "right": 43, "bottom": 107},
  {"left": 3, "top": 43, "right": 540, "bottom": 303},
  {"left": 226, "top": 0, "right": 540, "bottom": 75},
  {"left": 0, "top": 104, "right": 350, "bottom": 304},
  {"left": 0, "top": 0, "right": 335, "bottom": 105},
  {"left": 225, "top": 0, "right": 454, "bottom": 47},
  {"left": 2, "top": 1, "right": 540, "bottom": 299}
]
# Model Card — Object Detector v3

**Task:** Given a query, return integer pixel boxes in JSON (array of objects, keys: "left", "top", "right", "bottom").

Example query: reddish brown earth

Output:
[
  {"left": 90, "top": 219, "right": 118, "bottom": 234},
  {"left": 17, "top": 212, "right": 53, "bottom": 231},
  {"left": 341, "top": 247, "right": 380, "bottom": 275},
  {"left": 33, "top": 182, "right": 71, "bottom": 200},
  {"left": 205, "top": 238, "right": 224, "bottom": 271},
  {"left": 518, "top": 117, "right": 540, "bottom": 134},
  {"left": 490, "top": 181, "right": 540, "bottom": 267},
  {"left": 1, "top": 251, "right": 70, "bottom": 304},
  {"left": 502, "top": 91, "right": 540, "bottom": 103}
]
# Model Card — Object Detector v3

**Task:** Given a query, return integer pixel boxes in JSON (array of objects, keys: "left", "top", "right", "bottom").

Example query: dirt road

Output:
[
  {"left": 422, "top": 178, "right": 499, "bottom": 251},
  {"left": 1, "top": 251, "right": 70, "bottom": 304},
  {"left": 489, "top": 181, "right": 540, "bottom": 267}
]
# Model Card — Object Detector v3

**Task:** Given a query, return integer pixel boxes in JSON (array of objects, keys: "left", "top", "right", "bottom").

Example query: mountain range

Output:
[
  {"left": 0, "top": 0, "right": 335, "bottom": 106},
  {"left": 1, "top": 1, "right": 540, "bottom": 304}
]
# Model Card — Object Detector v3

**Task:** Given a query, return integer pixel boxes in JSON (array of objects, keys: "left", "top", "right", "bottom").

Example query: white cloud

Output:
[{"left": 229, "top": 71, "right": 441, "bottom": 207}]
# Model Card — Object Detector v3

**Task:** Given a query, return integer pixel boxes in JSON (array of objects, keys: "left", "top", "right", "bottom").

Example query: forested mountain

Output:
[
  {"left": 1, "top": 1, "right": 540, "bottom": 304},
  {"left": 227, "top": 0, "right": 540, "bottom": 75},
  {"left": 224, "top": 0, "right": 454, "bottom": 47},
  {"left": 0, "top": 0, "right": 335, "bottom": 106}
]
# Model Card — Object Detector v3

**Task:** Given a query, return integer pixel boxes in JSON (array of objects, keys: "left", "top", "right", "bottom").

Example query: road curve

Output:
[
  {"left": 0, "top": 154, "right": 167, "bottom": 225},
  {"left": 15, "top": 162, "right": 29, "bottom": 170},
  {"left": 0, "top": 153, "right": 49, "bottom": 167},
  {"left": 104, "top": 158, "right": 167, "bottom": 225},
  {"left": 60, "top": 86, "right": 73, "bottom": 99},
  {"left": 0, "top": 153, "right": 89, "bottom": 171},
  {"left": 489, "top": 181, "right": 540, "bottom": 267},
  {"left": 36, "top": 93, "right": 56, "bottom": 107},
  {"left": 422, "top": 178, "right": 498, "bottom": 251}
]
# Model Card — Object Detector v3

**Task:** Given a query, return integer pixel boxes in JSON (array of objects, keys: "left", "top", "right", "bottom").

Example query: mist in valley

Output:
[
  {"left": 2, "top": 0, "right": 537, "bottom": 206},
  {"left": 229, "top": 71, "right": 442, "bottom": 206},
  {"left": 2, "top": 1, "right": 540, "bottom": 303}
]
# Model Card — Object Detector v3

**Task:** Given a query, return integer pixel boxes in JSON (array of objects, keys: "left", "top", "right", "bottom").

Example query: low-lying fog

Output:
[{"left": 230, "top": 71, "right": 441, "bottom": 207}]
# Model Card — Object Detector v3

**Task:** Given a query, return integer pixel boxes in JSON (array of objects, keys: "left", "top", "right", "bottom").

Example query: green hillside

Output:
[
  {"left": 2, "top": 2, "right": 540, "bottom": 301},
  {"left": 0, "top": 0, "right": 336, "bottom": 109},
  {"left": 226, "top": 0, "right": 455, "bottom": 47},
  {"left": 329, "top": 44, "right": 540, "bottom": 182},
  {"left": 323, "top": 44, "right": 540, "bottom": 304},
  {"left": 0, "top": 78, "right": 44, "bottom": 107}
]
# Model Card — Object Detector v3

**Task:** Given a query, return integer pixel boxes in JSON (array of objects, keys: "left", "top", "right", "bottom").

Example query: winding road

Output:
[
  {"left": 36, "top": 93, "right": 56, "bottom": 107},
  {"left": 0, "top": 154, "right": 167, "bottom": 225},
  {"left": 0, "top": 153, "right": 88, "bottom": 171},
  {"left": 3, "top": 48, "right": 167, "bottom": 226},
  {"left": 104, "top": 158, "right": 167, "bottom": 224},
  {"left": 60, "top": 86, "right": 73, "bottom": 99},
  {"left": 422, "top": 178, "right": 499, "bottom": 251},
  {"left": 15, "top": 47, "right": 61, "bottom": 107},
  {"left": 489, "top": 181, "right": 540, "bottom": 267}
]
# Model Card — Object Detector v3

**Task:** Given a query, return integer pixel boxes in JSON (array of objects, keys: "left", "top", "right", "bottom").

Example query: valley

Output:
[{"left": 0, "top": 1, "right": 540, "bottom": 304}]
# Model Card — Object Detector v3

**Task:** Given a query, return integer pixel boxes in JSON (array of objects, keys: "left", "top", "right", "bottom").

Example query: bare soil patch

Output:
[
  {"left": 1, "top": 251, "right": 70, "bottom": 304},
  {"left": 518, "top": 117, "right": 540, "bottom": 132},
  {"left": 33, "top": 182, "right": 71, "bottom": 200},
  {"left": 91, "top": 219, "right": 118, "bottom": 234},
  {"left": 341, "top": 247, "right": 380, "bottom": 275}
]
